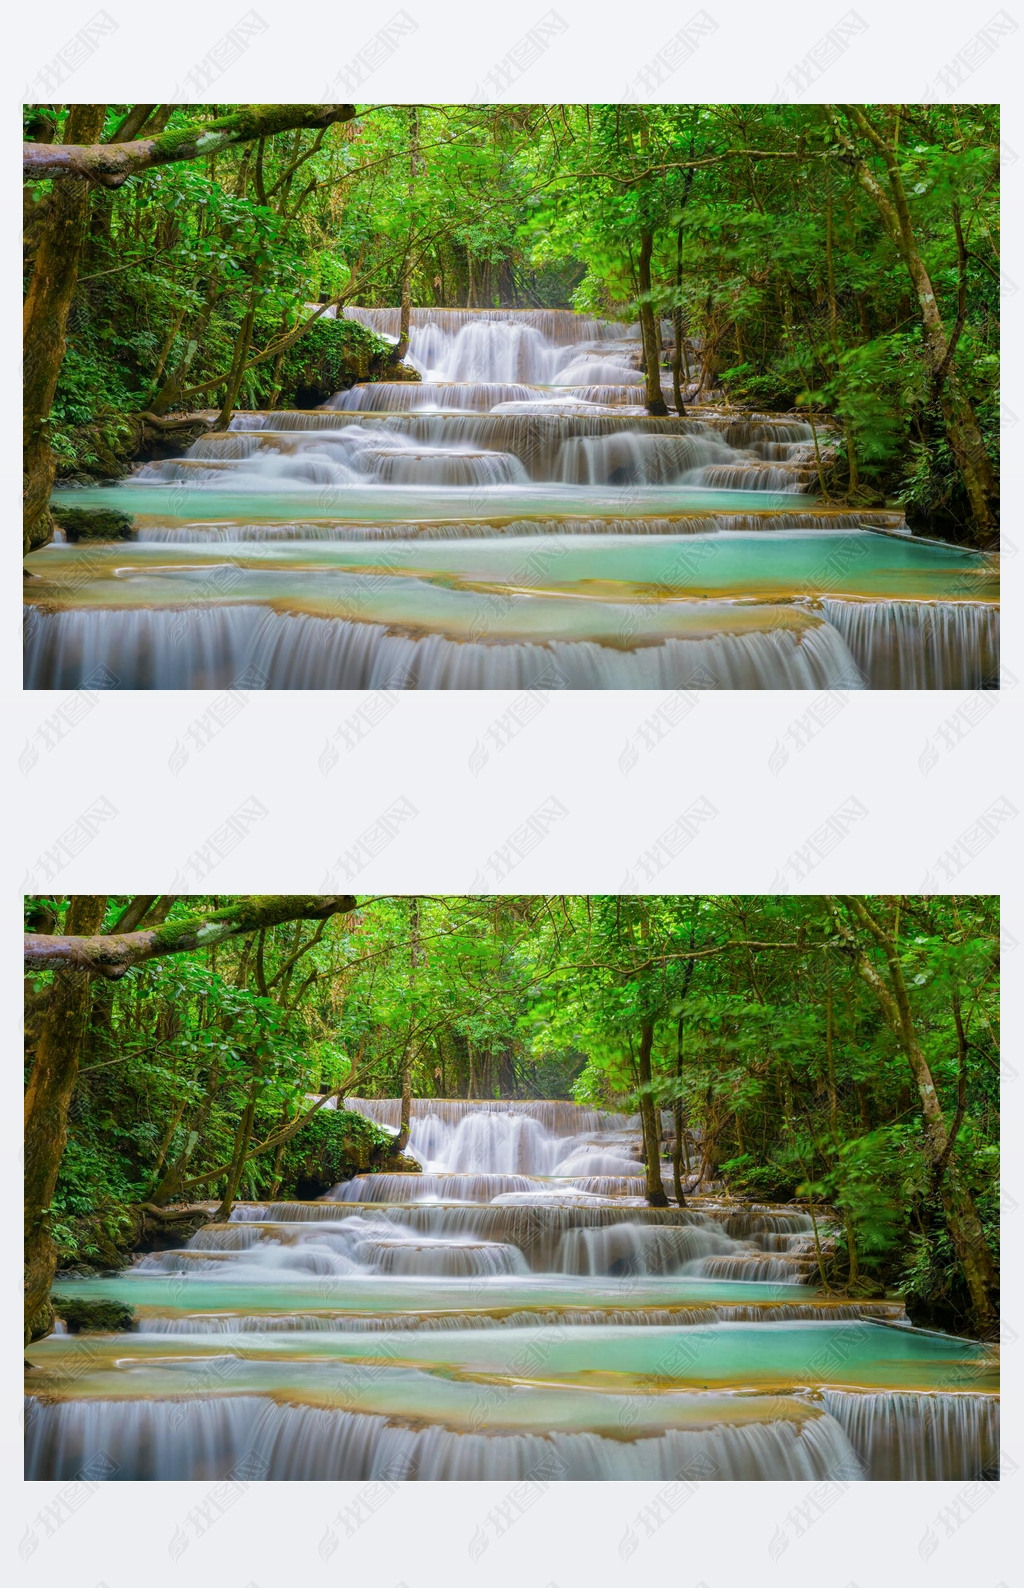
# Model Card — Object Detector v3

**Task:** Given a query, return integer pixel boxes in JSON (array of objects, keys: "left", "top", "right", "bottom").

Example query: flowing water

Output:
[
  {"left": 25, "top": 308, "right": 998, "bottom": 689},
  {"left": 26, "top": 1097, "right": 998, "bottom": 1480}
]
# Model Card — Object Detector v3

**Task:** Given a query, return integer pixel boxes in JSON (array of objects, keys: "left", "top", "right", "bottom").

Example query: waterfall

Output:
[
  {"left": 345, "top": 1098, "right": 630, "bottom": 1130},
  {"left": 821, "top": 1391, "right": 1000, "bottom": 1480},
  {"left": 553, "top": 1223, "right": 741, "bottom": 1276},
  {"left": 133, "top": 1300, "right": 908, "bottom": 1334},
  {"left": 131, "top": 511, "right": 908, "bottom": 545},
  {"left": 329, "top": 381, "right": 543, "bottom": 411},
  {"left": 328, "top": 1173, "right": 546, "bottom": 1202},
  {"left": 29, "top": 300, "right": 993, "bottom": 690},
  {"left": 24, "top": 1396, "right": 865, "bottom": 1481},
  {"left": 24, "top": 606, "right": 865, "bottom": 691},
  {"left": 340, "top": 305, "right": 635, "bottom": 343},
  {"left": 553, "top": 432, "right": 735, "bottom": 485},
  {"left": 28, "top": 1093, "right": 997, "bottom": 1479},
  {"left": 820, "top": 600, "right": 1000, "bottom": 689},
  {"left": 697, "top": 1254, "right": 814, "bottom": 1282}
]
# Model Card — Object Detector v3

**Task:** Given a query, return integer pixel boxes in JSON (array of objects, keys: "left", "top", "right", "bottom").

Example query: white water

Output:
[
  {"left": 28, "top": 1095, "right": 998, "bottom": 1480},
  {"left": 28, "top": 306, "right": 994, "bottom": 689},
  {"left": 821, "top": 1391, "right": 1000, "bottom": 1480},
  {"left": 821, "top": 599, "right": 1000, "bottom": 689},
  {"left": 23, "top": 604, "right": 865, "bottom": 690},
  {"left": 24, "top": 1395, "right": 864, "bottom": 1481}
]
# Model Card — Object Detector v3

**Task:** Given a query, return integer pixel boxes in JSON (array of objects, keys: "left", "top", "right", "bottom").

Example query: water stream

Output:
[
  {"left": 25, "top": 309, "right": 998, "bottom": 689},
  {"left": 26, "top": 1097, "right": 998, "bottom": 1480}
]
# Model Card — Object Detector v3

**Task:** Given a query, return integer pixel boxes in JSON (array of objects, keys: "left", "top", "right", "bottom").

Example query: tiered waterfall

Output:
[
  {"left": 26, "top": 1097, "right": 998, "bottom": 1480},
  {"left": 25, "top": 309, "right": 998, "bottom": 689}
]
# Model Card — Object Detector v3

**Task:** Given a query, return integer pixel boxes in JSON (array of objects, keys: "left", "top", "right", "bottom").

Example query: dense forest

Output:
[
  {"left": 25, "top": 894, "right": 999, "bottom": 1343},
  {"left": 24, "top": 102, "right": 999, "bottom": 549}
]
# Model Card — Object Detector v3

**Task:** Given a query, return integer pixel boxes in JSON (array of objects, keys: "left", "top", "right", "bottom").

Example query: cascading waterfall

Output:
[
  {"left": 24, "top": 1396, "right": 865, "bottom": 1482},
  {"left": 27, "top": 1095, "right": 998, "bottom": 1480},
  {"left": 821, "top": 1391, "right": 1000, "bottom": 1481},
  {"left": 820, "top": 599, "right": 1000, "bottom": 690},
  {"left": 25, "top": 306, "right": 998, "bottom": 689},
  {"left": 22, "top": 604, "right": 868, "bottom": 692}
]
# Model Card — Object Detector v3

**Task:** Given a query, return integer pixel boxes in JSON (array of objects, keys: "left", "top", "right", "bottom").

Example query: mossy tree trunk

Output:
[
  {"left": 24, "top": 894, "right": 108, "bottom": 1342},
  {"left": 826, "top": 105, "right": 998, "bottom": 541},
  {"left": 637, "top": 1017, "right": 668, "bottom": 1206},
  {"left": 23, "top": 104, "right": 357, "bottom": 183},
  {"left": 638, "top": 229, "right": 668, "bottom": 416},
  {"left": 23, "top": 103, "right": 106, "bottom": 553},
  {"left": 25, "top": 894, "right": 356, "bottom": 978},
  {"left": 831, "top": 895, "right": 999, "bottom": 1335}
]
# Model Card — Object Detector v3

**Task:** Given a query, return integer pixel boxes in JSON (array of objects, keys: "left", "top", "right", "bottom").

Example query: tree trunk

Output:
[
  {"left": 215, "top": 1086, "right": 259, "bottom": 1219},
  {"left": 170, "top": 1085, "right": 352, "bottom": 1198},
  {"left": 396, "top": 896, "right": 421, "bottom": 1152},
  {"left": 671, "top": 226, "right": 686, "bottom": 415},
  {"left": 23, "top": 103, "right": 106, "bottom": 552},
  {"left": 829, "top": 106, "right": 998, "bottom": 540},
  {"left": 393, "top": 268, "right": 412, "bottom": 366},
  {"left": 149, "top": 272, "right": 221, "bottom": 414},
  {"left": 671, "top": 1013, "right": 687, "bottom": 1206},
  {"left": 637, "top": 229, "right": 668, "bottom": 416},
  {"left": 391, "top": 106, "right": 419, "bottom": 369},
  {"left": 832, "top": 895, "right": 999, "bottom": 1333},
  {"left": 215, "top": 293, "right": 258, "bottom": 429},
  {"left": 149, "top": 1060, "right": 221, "bottom": 1205},
  {"left": 637, "top": 1017, "right": 668, "bottom": 1206},
  {"left": 24, "top": 894, "right": 108, "bottom": 1342}
]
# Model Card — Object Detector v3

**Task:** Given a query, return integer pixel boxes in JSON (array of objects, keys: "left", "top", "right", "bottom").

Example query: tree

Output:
[
  {"left": 824, "top": 105, "right": 998, "bottom": 540},
  {"left": 829, "top": 894, "right": 999, "bottom": 1332},
  {"left": 24, "top": 896, "right": 1000, "bottom": 1339},
  {"left": 23, "top": 893, "right": 355, "bottom": 1341},
  {"left": 22, "top": 104, "right": 358, "bottom": 551},
  {"left": 24, "top": 894, "right": 107, "bottom": 1343}
]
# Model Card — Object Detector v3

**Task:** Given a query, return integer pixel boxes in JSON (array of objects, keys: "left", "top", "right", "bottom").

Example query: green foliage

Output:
[
  {"left": 275, "top": 1108, "right": 392, "bottom": 1198},
  {"left": 26, "top": 891, "right": 999, "bottom": 1330},
  {"left": 268, "top": 318, "right": 392, "bottom": 407},
  {"left": 719, "top": 1156, "right": 798, "bottom": 1202},
  {"left": 28, "top": 103, "right": 999, "bottom": 532},
  {"left": 832, "top": 1126, "right": 920, "bottom": 1266}
]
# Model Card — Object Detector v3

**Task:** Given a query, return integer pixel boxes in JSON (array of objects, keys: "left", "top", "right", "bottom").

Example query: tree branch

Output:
[
  {"left": 25, "top": 895, "right": 356, "bottom": 978},
  {"left": 24, "top": 104, "right": 357, "bottom": 186}
]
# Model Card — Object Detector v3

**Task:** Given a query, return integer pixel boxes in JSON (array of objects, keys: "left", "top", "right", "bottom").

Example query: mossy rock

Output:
[
  {"left": 52, "top": 505, "right": 135, "bottom": 542},
  {"left": 273, "top": 318, "right": 396, "bottom": 408},
  {"left": 386, "top": 359, "right": 423, "bottom": 384},
  {"left": 276, "top": 1107, "right": 394, "bottom": 1199},
  {"left": 51, "top": 1295, "right": 135, "bottom": 1333},
  {"left": 26, "top": 1297, "right": 55, "bottom": 1345},
  {"left": 138, "top": 1207, "right": 213, "bottom": 1253}
]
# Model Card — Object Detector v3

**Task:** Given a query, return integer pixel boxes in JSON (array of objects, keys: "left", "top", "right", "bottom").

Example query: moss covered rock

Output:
[
  {"left": 137, "top": 1206, "right": 213, "bottom": 1253},
  {"left": 51, "top": 1294, "right": 135, "bottom": 1333},
  {"left": 52, "top": 505, "right": 135, "bottom": 541},
  {"left": 276, "top": 1107, "right": 394, "bottom": 1199},
  {"left": 274, "top": 318, "right": 397, "bottom": 408}
]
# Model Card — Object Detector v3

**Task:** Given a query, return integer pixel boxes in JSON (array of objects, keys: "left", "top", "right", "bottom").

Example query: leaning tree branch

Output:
[
  {"left": 25, "top": 895, "right": 357, "bottom": 978},
  {"left": 171, "top": 1077, "right": 364, "bottom": 1194},
  {"left": 24, "top": 104, "right": 357, "bottom": 186}
]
